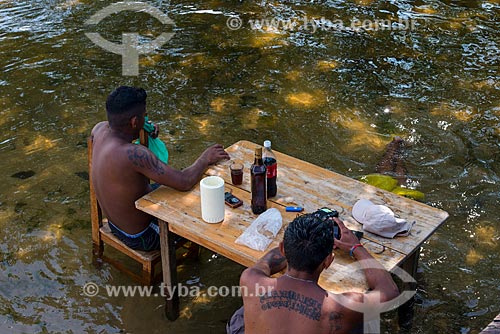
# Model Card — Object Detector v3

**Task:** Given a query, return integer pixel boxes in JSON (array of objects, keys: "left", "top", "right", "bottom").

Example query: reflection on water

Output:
[{"left": 0, "top": 0, "right": 499, "bottom": 333}]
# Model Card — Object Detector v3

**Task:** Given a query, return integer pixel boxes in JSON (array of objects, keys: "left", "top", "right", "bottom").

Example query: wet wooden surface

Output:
[
  {"left": 480, "top": 313, "right": 500, "bottom": 333},
  {"left": 136, "top": 140, "right": 449, "bottom": 294}
]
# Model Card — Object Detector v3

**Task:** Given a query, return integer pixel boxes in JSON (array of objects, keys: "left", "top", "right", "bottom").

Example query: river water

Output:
[{"left": 0, "top": 0, "right": 499, "bottom": 333}]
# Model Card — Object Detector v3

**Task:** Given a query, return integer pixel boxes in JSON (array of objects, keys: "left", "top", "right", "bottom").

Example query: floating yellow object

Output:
[
  {"left": 360, "top": 174, "right": 398, "bottom": 191},
  {"left": 392, "top": 187, "right": 425, "bottom": 201},
  {"left": 360, "top": 173, "right": 425, "bottom": 201}
]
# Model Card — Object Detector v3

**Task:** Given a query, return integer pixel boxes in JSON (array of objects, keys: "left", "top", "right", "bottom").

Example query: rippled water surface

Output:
[{"left": 0, "top": 0, "right": 499, "bottom": 333}]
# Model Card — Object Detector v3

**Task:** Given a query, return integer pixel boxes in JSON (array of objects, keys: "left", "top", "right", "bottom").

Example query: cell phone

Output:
[
  {"left": 353, "top": 230, "right": 363, "bottom": 240},
  {"left": 224, "top": 192, "right": 243, "bottom": 208}
]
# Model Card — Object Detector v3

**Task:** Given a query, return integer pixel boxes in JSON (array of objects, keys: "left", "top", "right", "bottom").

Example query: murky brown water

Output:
[{"left": 0, "top": 0, "right": 499, "bottom": 333}]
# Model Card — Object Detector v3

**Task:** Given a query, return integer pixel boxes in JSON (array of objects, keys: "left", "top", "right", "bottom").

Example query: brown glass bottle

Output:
[{"left": 251, "top": 147, "right": 267, "bottom": 214}]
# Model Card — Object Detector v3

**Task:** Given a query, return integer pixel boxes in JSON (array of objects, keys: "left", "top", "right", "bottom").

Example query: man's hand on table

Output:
[{"left": 200, "top": 144, "right": 230, "bottom": 165}]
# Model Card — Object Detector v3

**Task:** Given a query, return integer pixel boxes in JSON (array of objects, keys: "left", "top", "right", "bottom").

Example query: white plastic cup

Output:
[{"left": 200, "top": 176, "right": 225, "bottom": 223}]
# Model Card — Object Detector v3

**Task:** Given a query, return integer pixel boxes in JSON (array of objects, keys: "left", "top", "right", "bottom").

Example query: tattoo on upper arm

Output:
[
  {"left": 260, "top": 290, "right": 322, "bottom": 321},
  {"left": 127, "top": 146, "right": 165, "bottom": 175}
]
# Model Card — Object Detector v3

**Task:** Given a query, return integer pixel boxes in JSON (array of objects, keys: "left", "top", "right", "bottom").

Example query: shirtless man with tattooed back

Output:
[
  {"left": 91, "top": 86, "right": 229, "bottom": 251},
  {"left": 228, "top": 214, "right": 399, "bottom": 334}
]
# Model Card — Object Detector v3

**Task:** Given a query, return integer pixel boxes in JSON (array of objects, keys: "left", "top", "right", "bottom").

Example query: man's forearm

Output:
[
  {"left": 253, "top": 247, "right": 287, "bottom": 276},
  {"left": 177, "top": 157, "right": 210, "bottom": 190},
  {"left": 169, "top": 144, "right": 228, "bottom": 190},
  {"left": 352, "top": 246, "right": 399, "bottom": 298}
]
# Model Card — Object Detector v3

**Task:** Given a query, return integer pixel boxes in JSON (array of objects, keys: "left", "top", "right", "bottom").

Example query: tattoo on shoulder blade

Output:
[
  {"left": 127, "top": 146, "right": 165, "bottom": 175},
  {"left": 260, "top": 290, "right": 322, "bottom": 321},
  {"left": 328, "top": 311, "right": 344, "bottom": 332}
]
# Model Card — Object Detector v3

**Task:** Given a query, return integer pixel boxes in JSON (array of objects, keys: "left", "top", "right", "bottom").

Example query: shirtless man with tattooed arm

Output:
[
  {"left": 91, "top": 86, "right": 229, "bottom": 251},
  {"left": 228, "top": 214, "right": 399, "bottom": 334}
]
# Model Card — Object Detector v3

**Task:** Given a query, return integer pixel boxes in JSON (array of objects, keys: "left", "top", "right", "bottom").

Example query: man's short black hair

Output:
[
  {"left": 106, "top": 86, "right": 147, "bottom": 129},
  {"left": 283, "top": 214, "right": 335, "bottom": 274}
]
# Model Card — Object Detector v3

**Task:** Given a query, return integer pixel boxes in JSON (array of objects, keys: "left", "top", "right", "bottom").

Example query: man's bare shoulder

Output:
[
  {"left": 91, "top": 121, "right": 108, "bottom": 137},
  {"left": 324, "top": 291, "right": 364, "bottom": 309},
  {"left": 322, "top": 292, "right": 364, "bottom": 333},
  {"left": 240, "top": 267, "right": 275, "bottom": 287},
  {"left": 90, "top": 123, "right": 138, "bottom": 166}
]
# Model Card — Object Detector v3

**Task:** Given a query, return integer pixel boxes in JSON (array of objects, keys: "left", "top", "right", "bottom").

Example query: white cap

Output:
[
  {"left": 351, "top": 199, "right": 413, "bottom": 238},
  {"left": 263, "top": 140, "right": 271, "bottom": 148}
]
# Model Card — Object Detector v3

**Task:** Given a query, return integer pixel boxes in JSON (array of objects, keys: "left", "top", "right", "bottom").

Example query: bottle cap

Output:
[{"left": 263, "top": 140, "right": 271, "bottom": 148}]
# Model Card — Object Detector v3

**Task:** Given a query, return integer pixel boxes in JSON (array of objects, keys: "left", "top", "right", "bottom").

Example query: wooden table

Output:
[
  {"left": 136, "top": 140, "right": 448, "bottom": 321},
  {"left": 480, "top": 313, "right": 500, "bottom": 334}
]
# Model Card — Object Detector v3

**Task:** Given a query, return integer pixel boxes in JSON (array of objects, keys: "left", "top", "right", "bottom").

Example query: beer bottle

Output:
[
  {"left": 251, "top": 147, "right": 267, "bottom": 214},
  {"left": 263, "top": 140, "right": 277, "bottom": 198}
]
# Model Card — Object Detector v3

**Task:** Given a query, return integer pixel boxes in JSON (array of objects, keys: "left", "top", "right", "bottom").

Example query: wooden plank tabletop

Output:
[
  {"left": 136, "top": 140, "right": 449, "bottom": 294},
  {"left": 137, "top": 184, "right": 405, "bottom": 293},
  {"left": 205, "top": 140, "right": 449, "bottom": 255}
]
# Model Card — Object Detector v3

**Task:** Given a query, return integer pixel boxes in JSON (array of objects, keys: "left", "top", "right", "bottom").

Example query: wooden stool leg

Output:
[
  {"left": 398, "top": 248, "right": 420, "bottom": 330},
  {"left": 92, "top": 241, "right": 104, "bottom": 267},
  {"left": 92, "top": 241, "right": 104, "bottom": 257},
  {"left": 159, "top": 220, "right": 179, "bottom": 321},
  {"left": 142, "top": 261, "right": 154, "bottom": 286}
]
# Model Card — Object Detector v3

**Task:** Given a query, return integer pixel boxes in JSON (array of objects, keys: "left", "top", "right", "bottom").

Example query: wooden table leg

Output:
[
  {"left": 398, "top": 247, "right": 420, "bottom": 330},
  {"left": 159, "top": 220, "right": 179, "bottom": 321}
]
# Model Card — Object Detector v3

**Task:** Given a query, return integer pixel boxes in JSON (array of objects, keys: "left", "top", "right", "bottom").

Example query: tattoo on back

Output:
[
  {"left": 328, "top": 311, "right": 344, "bottom": 332},
  {"left": 127, "top": 146, "right": 165, "bottom": 175},
  {"left": 260, "top": 290, "right": 322, "bottom": 321}
]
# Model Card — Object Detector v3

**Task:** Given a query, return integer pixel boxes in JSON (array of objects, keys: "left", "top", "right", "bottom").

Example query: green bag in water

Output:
[
  {"left": 360, "top": 173, "right": 425, "bottom": 201},
  {"left": 392, "top": 186, "right": 425, "bottom": 201},
  {"left": 360, "top": 174, "right": 398, "bottom": 191},
  {"left": 134, "top": 116, "right": 169, "bottom": 164}
]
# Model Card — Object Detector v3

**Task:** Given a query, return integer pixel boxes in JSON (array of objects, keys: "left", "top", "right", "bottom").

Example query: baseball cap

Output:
[{"left": 351, "top": 199, "right": 413, "bottom": 238}]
